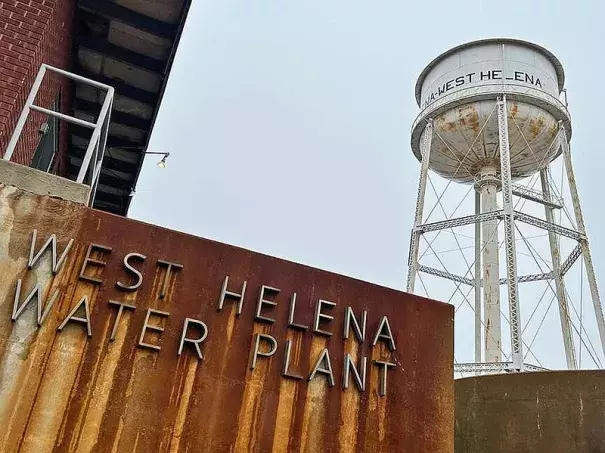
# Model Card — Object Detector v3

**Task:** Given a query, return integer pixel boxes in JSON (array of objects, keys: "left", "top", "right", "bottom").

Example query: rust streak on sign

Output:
[{"left": 0, "top": 184, "right": 454, "bottom": 452}]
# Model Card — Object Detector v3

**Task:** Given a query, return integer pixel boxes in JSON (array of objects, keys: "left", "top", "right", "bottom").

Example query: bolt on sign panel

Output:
[{"left": 0, "top": 184, "right": 453, "bottom": 453}]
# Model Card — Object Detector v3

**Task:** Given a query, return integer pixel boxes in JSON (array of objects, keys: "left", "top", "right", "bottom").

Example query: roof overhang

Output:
[{"left": 68, "top": 0, "right": 192, "bottom": 215}]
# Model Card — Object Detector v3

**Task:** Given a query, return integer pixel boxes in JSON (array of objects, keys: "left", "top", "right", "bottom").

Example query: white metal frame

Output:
[
  {"left": 496, "top": 95, "right": 523, "bottom": 370},
  {"left": 407, "top": 119, "right": 433, "bottom": 293},
  {"left": 559, "top": 124, "right": 605, "bottom": 358},
  {"left": 2, "top": 64, "right": 114, "bottom": 207}
]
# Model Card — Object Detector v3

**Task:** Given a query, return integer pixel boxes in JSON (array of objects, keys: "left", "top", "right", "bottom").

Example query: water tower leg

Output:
[
  {"left": 474, "top": 190, "right": 482, "bottom": 365},
  {"left": 559, "top": 125, "right": 605, "bottom": 358},
  {"left": 478, "top": 166, "right": 501, "bottom": 363},
  {"left": 540, "top": 166, "right": 577, "bottom": 369},
  {"left": 407, "top": 120, "right": 433, "bottom": 293},
  {"left": 497, "top": 96, "right": 524, "bottom": 370}
]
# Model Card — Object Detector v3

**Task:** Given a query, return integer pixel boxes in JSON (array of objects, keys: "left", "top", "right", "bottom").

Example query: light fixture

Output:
[
  {"left": 157, "top": 153, "right": 169, "bottom": 168},
  {"left": 107, "top": 148, "right": 171, "bottom": 168},
  {"left": 135, "top": 151, "right": 170, "bottom": 168}
]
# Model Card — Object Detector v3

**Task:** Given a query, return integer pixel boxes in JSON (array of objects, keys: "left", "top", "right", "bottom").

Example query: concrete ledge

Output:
[{"left": 0, "top": 159, "right": 90, "bottom": 204}]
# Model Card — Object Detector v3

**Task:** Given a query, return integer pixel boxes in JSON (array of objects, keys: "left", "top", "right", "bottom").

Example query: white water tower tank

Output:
[{"left": 411, "top": 38, "right": 571, "bottom": 184}]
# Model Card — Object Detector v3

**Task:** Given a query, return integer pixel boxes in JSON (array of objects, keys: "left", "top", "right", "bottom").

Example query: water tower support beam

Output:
[
  {"left": 559, "top": 124, "right": 605, "bottom": 357},
  {"left": 479, "top": 166, "right": 501, "bottom": 363},
  {"left": 407, "top": 120, "right": 433, "bottom": 293},
  {"left": 474, "top": 191, "right": 482, "bottom": 364},
  {"left": 497, "top": 96, "right": 524, "bottom": 370},
  {"left": 540, "top": 167, "right": 577, "bottom": 369}
]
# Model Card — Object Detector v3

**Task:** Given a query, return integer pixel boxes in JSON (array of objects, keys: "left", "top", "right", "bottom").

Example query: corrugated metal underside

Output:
[{"left": 68, "top": 0, "right": 191, "bottom": 215}]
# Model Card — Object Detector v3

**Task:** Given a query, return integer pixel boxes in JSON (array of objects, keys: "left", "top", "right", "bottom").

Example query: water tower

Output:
[{"left": 407, "top": 38, "right": 605, "bottom": 373}]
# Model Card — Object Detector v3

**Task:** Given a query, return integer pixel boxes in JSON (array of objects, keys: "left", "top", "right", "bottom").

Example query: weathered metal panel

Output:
[
  {"left": 455, "top": 371, "right": 605, "bottom": 452},
  {"left": 0, "top": 184, "right": 454, "bottom": 453}
]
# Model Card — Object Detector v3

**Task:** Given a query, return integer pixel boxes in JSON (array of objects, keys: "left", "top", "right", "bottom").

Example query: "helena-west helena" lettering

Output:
[
  {"left": 10, "top": 230, "right": 398, "bottom": 396},
  {"left": 421, "top": 69, "right": 544, "bottom": 109}
]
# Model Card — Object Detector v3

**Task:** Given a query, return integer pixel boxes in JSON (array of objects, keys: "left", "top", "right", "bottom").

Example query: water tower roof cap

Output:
[{"left": 414, "top": 38, "right": 566, "bottom": 106}]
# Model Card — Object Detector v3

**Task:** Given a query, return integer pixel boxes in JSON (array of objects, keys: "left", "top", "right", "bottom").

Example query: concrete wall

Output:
[
  {"left": 0, "top": 159, "right": 89, "bottom": 203},
  {"left": 455, "top": 371, "right": 605, "bottom": 452},
  {"left": 0, "top": 183, "right": 454, "bottom": 453}
]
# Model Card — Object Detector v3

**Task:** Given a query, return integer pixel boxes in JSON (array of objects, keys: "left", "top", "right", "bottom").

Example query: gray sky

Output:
[{"left": 129, "top": 1, "right": 605, "bottom": 368}]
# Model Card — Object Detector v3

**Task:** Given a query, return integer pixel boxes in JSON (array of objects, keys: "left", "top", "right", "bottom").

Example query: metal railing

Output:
[
  {"left": 2, "top": 64, "right": 114, "bottom": 206},
  {"left": 411, "top": 82, "right": 571, "bottom": 134}
]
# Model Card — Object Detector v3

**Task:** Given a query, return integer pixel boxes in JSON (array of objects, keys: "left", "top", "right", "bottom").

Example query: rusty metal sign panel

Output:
[{"left": 0, "top": 186, "right": 453, "bottom": 452}]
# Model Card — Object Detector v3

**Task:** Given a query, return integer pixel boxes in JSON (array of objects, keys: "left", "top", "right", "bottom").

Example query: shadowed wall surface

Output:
[
  {"left": 0, "top": 183, "right": 453, "bottom": 453},
  {"left": 455, "top": 370, "right": 605, "bottom": 453}
]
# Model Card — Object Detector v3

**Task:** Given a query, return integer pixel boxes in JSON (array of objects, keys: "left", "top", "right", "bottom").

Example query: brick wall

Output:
[{"left": 0, "top": 0, "right": 75, "bottom": 174}]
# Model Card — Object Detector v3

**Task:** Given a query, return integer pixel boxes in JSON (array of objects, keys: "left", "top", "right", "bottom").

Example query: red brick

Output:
[
  {"left": 17, "top": 53, "right": 33, "bottom": 65},
  {"left": 15, "top": 46, "right": 35, "bottom": 58},
  {"left": 0, "top": 47, "right": 22, "bottom": 62},
  {"left": 36, "top": 2, "right": 53, "bottom": 14},
  {"left": 0, "top": 34, "right": 19, "bottom": 45},
  {"left": 21, "top": 12, "right": 47, "bottom": 28},
  {"left": 0, "top": 94, "right": 17, "bottom": 105},
  {"left": 3, "top": 27, "right": 38, "bottom": 46},
  {"left": 4, "top": 22, "right": 26, "bottom": 38},
  {"left": 3, "top": 16, "right": 22, "bottom": 28},
  {"left": 21, "top": 41, "right": 36, "bottom": 51},
  {"left": 37, "top": 8, "right": 50, "bottom": 20},
  {"left": 0, "top": 0, "right": 74, "bottom": 168},
  {"left": 18, "top": 21, "right": 43, "bottom": 38},
  {"left": 15, "top": 1, "right": 43, "bottom": 16},
  {"left": 0, "top": 63, "right": 27, "bottom": 78},
  {"left": 2, "top": 54, "right": 29, "bottom": 70},
  {"left": 0, "top": 74, "right": 24, "bottom": 86},
  {"left": 0, "top": 77, "right": 20, "bottom": 89},
  {"left": 2, "top": 3, "right": 19, "bottom": 13}
]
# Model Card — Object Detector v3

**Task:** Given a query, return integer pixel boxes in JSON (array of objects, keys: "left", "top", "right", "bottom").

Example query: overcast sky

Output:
[{"left": 129, "top": 1, "right": 605, "bottom": 368}]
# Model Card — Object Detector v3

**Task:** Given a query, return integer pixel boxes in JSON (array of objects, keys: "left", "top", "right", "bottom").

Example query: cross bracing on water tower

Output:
[{"left": 406, "top": 38, "right": 605, "bottom": 376}]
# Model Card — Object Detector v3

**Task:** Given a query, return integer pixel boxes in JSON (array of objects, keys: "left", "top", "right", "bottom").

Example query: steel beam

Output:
[
  {"left": 454, "top": 361, "right": 548, "bottom": 374},
  {"left": 416, "top": 210, "right": 503, "bottom": 233},
  {"left": 508, "top": 272, "right": 553, "bottom": 284},
  {"left": 561, "top": 244, "right": 582, "bottom": 276},
  {"left": 418, "top": 265, "right": 552, "bottom": 287},
  {"left": 560, "top": 124, "right": 605, "bottom": 357},
  {"left": 78, "top": 0, "right": 177, "bottom": 39},
  {"left": 75, "top": 66, "right": 158, "bottom": 104},
  {"left": 541, "top": 167, "right": 576, "bottom": 369},
  {"left": 77, "top": 37, "right": 165, "bottom": 73},
  {"left": 418, "top": 265, "right": 474, "bottom": 286},
  {"left": 512, "top": 183, "right": 563, "bottom": 209},
  {"left": 407, "top": 120, "right": 433, "bottom": 293},
  {"left": 497, "top": 96, "right": 523, "bottom": 370},
  {"left": 514, "top": 211, "right": 584, "bottom": 241},
  {"left": 74, "top": 98, "right": 151, "bottom": 131},
  {"left": 474, "top": 191, "right": 482, "bottom": 365}
]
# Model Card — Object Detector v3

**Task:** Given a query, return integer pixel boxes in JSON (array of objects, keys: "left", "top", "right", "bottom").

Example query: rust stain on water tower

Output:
[{"left": 0, "top": 184, "right": 454, "bottom": 453}]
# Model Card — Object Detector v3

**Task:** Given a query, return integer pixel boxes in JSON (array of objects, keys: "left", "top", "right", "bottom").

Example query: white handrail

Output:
[{"left": 2, "top": 64, "right": 115, "bottom": 206}]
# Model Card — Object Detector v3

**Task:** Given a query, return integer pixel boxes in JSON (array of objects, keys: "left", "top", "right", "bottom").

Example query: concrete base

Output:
[
  {"left": 0, "top": 159, "right": 89, "bottom": 204},
  {"left": 455, "top": 371, "right": 605, "bottom": 452}
]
